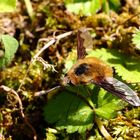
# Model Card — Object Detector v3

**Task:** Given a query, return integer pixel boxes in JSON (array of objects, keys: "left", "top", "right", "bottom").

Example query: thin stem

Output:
[
  {"left": 24, "top": 0, "right": 35, "bottom": 20},
  {"left": 32, "top": 31, "right": 73, "bottom": 62},
  {"left": 18, "top": 31, "right": 73, "bottom": 91}
]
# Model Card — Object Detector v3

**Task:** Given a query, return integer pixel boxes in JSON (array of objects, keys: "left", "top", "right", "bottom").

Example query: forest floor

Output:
[{"left": 0, "top": 0, "right": 140, "bottom": 140}]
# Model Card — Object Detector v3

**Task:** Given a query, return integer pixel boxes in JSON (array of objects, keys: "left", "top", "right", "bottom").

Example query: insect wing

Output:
[
  {"left": 77, "top": 29, "right": 86, "bottom": 59},
  {"left": 97, "top": 77, "right": 140, "bottom": 106}
]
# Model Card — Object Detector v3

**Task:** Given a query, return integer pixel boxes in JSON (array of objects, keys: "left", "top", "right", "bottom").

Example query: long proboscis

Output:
[{"left": 34, "top": 85, "right": 61, "bottom": 97}]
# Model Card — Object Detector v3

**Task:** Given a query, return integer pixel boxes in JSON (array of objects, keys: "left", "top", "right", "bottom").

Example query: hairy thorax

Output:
[{"left": 67, "top": 57, "right": 113, "bottom": 85}]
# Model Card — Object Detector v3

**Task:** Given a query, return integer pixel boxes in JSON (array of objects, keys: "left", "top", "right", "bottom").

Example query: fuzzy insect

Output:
[
  {"left": 66, "top": 28, "right": 140, "bottom": 106},
  {"left": 36, "top": 28, "right": 140, "bottom": 106}
]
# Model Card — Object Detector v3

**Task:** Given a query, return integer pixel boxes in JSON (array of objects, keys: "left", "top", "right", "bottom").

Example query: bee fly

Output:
[
  {"left": 67, "top": 56, "right": 140, "bottom": 106},
  {"left": 65, "top": 28, "right": 140, "bottom": 106},
  {"left": 36, "top": 28, "right": 140, "bottom": 107}
]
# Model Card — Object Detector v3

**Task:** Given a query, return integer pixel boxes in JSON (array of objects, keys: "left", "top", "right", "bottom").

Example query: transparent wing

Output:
[{"left": 95, "top": 77, "right": 140, "bottom": 106}]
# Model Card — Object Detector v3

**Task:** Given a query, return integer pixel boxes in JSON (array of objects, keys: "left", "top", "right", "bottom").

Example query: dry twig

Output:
[{"left": 18, "top": 31, "right": 73, "bottom": 91}]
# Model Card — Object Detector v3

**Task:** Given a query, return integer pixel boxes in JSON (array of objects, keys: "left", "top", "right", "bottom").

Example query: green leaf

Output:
[
  {"left": 65, "top": 0, "right": 120, "bottom": 16},
  {"left": 108, "top": 0, "right": 121, "bottom": 12},
  {"left": 102, "top": 0, "right": 121, "bottom": 13},
  {"left": 102, "top": 0, "right": 109, "bottom": 14},
  {"left": 0, "top": 35, "right": 19, "bottom": 68},
  {"left": 65, "top": 0, "right": 101, "bottom": 16},
  {"left": 90, "top": 0, "right": 101, "bottom": 14},
  {"left": 87, "top": 48, "right": 140, "bottom": 83},
  {"left": 95, "top": 89, "right": 122, "bottom": 119},
  {"left": 43, "top": 89, "right": 94, "bottom": 134},
  {"left": 132, "top": 30, "right": 140, "bottom": 50},
  {"left": 0, "top": 0, "right": 16, "bottom": 12},
  {"left": 65, "top": 1, "right": 90, "bottom": 16},
  {"left": 43, "top": 85, "right": 123, "bottom": 133}
]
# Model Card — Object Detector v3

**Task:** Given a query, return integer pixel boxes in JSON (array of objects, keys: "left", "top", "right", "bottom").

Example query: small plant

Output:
[
  {"left": 64, "top": 0, "right": 121, "bottom": 15},
  {"left": 0, "top": 1, "right": 19, "bottom": 67},
  {"left": 0, "top": 0, "right": 16, "bottom": 12},
  {"left": 132, "top": 30, "right": 140, "bottom": 50},
  {"left": 43, "top": 85, "right": 123, "bottom": 133},
  {"left": 0, "top": 35, "right": 19, "bottom": 68}
]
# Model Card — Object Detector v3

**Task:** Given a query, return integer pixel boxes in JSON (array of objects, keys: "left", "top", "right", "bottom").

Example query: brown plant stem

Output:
[{"left": 0, "top": 85, "right": 37, "bottom": 140}]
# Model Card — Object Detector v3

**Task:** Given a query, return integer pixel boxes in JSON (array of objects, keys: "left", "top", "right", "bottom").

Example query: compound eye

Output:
[{"left": 74, "top": 63, "right": 89, "bottom": 76}]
